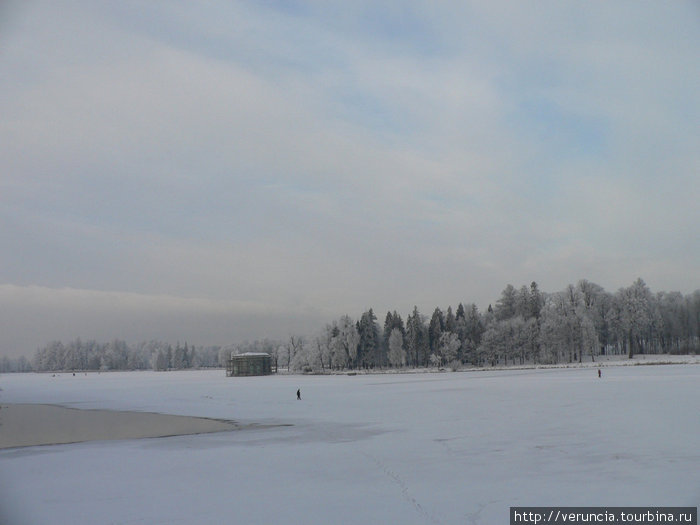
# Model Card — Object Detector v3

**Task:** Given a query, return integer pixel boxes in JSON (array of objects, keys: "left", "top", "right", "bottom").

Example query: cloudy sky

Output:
[{"left": 1, "top": 1, "right": 698, "bottom": 357}]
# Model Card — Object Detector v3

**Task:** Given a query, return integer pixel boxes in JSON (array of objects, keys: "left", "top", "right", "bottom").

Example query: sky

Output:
[{"left": 1, "top": 1, "right": 698, "bottom": 358}]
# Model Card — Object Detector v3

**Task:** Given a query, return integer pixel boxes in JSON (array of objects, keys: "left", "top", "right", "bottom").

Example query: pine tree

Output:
[
  {"left": 456, "top": 303, "right": 466, "bottom": 321},
  {"left": 428, "top": 307, "right": 444, "bottom": 357},
  {"left": 529, "top": 281, "right": 544, "bottom": 320},
  {"left": 406, "top": 306, "right": 428, "bottom": 367},
  {"left": 382, "top": 311, "right": 394, "bottom": 365},
  {"left": 358, "top": 309, "right": 381, "bottom": 368},
  {"left": 463, "top": 304, "right": 484, "bottom": 364},
  {"left": 495, "top": 284, "right": 517, "bottom": 321},
  {"left": 183, "top": 342, "right": 191, "bottom": 368},
  {"left": 445, "top": 306, "right": 456, "bottom": 333}
]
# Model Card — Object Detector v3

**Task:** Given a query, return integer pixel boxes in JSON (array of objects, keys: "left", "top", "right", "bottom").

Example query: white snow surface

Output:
[{"left": 1, "top": 365, "right": 698, "bottom": 525}]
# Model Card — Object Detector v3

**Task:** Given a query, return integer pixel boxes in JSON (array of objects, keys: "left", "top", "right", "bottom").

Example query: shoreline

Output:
[
  {"left": 0, "top": 404, "right": 240, "bottom": 450},
  {"left": 13, "top": 353, "right": 697, "bottom": 377}
]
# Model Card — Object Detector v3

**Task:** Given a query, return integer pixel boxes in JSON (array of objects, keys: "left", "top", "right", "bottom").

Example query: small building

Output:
[{"left": 226, "top": 352, "right": 274, "bottom": 377}]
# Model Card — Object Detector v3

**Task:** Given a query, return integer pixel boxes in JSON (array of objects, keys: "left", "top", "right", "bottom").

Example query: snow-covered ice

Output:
[{"left": 1, "top": 365, "right": 698, "bottom": 524}]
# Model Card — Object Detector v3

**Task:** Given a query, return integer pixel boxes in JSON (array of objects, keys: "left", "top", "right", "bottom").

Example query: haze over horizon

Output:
[{"left": 2, "top": 1, "right": 698, "bottom": 358}]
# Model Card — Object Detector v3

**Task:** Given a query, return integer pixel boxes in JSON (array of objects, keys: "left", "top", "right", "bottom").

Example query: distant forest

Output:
[{"left": 3, "top": 278, "right": 698, "bottom": 374}]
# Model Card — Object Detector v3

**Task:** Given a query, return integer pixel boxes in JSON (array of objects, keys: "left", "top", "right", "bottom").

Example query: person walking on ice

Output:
[
  {"left": 598, "top": 369, "right": 601, "bottom": 378},
  {"left": 297, "top": 388, "right": 301, "bottom": 400}
]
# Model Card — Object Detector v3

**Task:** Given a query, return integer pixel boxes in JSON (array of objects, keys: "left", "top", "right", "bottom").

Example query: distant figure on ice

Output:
[
  {"left": 598, "top": 369, "right": 601, "bottom": 378},
  {"left": 296, "top": 389, "right": 301, "bottom": 400}
]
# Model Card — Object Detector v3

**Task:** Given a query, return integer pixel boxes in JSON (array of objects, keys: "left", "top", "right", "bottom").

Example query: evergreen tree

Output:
[
  {"left": 383, "top": 311, "right": 394, "bottom": 359},
  {"left": 428, "top": 307, "right": 444, "bottom": 356},
  {"left": 406, "top": 306, "right": 428, "bottom": 367},
  {"left": 515, "top": 286, "right": 531, "bottom": 318},
  {"left": 463, "top": 304, "right": 484, "bottom": 364},
  {"left": 383, "top": 311, "right": 405, "bottom": 365},
  {"left": 444, "top": 306, "right": 456, "bottom": 333},
  {"left": 358, "top": 309, "right": 381, "bottom": 368},
  {"left": 183, "top": 342, "right": 191, "bottom": 368},
  {"left": 173, "top": 343, "right": 186, "bottom": 369},
  {"left": 455, "top": 303, "right": 466, "bottom": 321},
  {"left": 529, "top": 281, "right": 544, "bottom": 319},
  {"left": 495, "top": 284, "right": 517, "bottom": 321}
]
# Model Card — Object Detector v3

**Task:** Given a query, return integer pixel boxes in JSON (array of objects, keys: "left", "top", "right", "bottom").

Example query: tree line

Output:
[
  {"left": 13, "top": 340, "right": 223, "bottom": 373},
  {"left": 287, "top": 278, "right": 699, "bottom": 372},
  {"left": 3, "top": 277, "right": 698, "bottom": 374}
]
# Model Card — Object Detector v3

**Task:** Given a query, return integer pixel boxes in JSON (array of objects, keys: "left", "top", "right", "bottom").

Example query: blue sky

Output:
[{"left": 1, "top": 1, "right": 698, "bottom": 356}]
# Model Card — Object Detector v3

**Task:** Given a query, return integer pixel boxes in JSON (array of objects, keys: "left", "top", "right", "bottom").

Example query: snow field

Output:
[{"left": 0, "top": 365, "right": 698, "bottom": 524}]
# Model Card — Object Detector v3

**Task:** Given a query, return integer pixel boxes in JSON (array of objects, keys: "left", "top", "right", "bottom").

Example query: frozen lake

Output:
[{"left": 1, "top": 365, "right": 698, "bottom": 524}]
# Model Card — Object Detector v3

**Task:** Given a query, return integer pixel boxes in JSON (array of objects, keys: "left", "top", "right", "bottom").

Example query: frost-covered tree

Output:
[
  {"left": 456, "top": 303, "right": 484, "bottom": 364},
  {"left": 444, "top": 306, "right": 456, "bottom": 334},
  {"left": 529, "top": 282, "right": 544, "bottom": 320},
  {"left": 0, "top": 356, "right": 32, "bottom": 373},
  {"left": 438, "top": 331, "right": 461, "bottom": 366},
  {"left": 172, "top": 343, "right": 186, "bottom": 369},
  {"left": 153, "top": 349, "right": 168, "bottom": 371},
  {"left": 495, "top": 284, "right": 517, "bottom": 321},
  {"left": 183, "top": 342, "right": 191, "bottom": 368},
  {"left": 334, "top": 315, "right": 360, "bottom": 369},
  {"left": 286, "top": 336, "right": 304, "bottom": 371},
  {"left": 515, "top": 286, "right": 531, "bottom": 319},
  {"left": 314, "top": 324, "right": 336, "bottom": 371},
  {"left": 358, "top": 309, "right": 381, "bottom": 368},
  {"left": 406, "top": 306, "right": 428, "bottom": 367},
  {"left": 658, "top": 291, "right": 688, "bottom": 353},
  {"left": 428, "top": 307, "right": 444, "bottom": 357},
  {"left": 577, "top": 280, "right": 611, "bottom": 354},
  {"left": 166, "top": 345, "right": 173, "bottom": 370},
  {"left": 291, "top": 336, "right": 314, "bottom": 372},
  {"left": 477, "top": 322, "right": 502, "bottom": 366},
  {"left": 476, "top": 317, "right": 530, "bottom": 366},
  {"left": 387, "top": 328, "right": 405, "bottom": 367},
  {"left": 539, "top": 287, "right": 599, "bottom": 363},
  {"left": 383, "top": 311, "right": 405, "bottom": 362},
  {"left": 502, "top": 316, "right": 528, "bottom": 365},
  {"left": 615, "top": 278, "right": 653, "bottom": 358}
]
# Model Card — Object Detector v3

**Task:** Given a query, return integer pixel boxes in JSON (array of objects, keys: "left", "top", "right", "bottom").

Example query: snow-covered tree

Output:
[
  {"left": 153, "top": 349, "right": 168, "bottom": 371},
  {"left": 286, "top": 336, "right": 304, "bottom": 371},
  {"left": 358, "top": 309, "right": 381, "bottom": 368},
  {"left": 456, "top": 303, "right": 484, "bottom": 364},
  {"left": 438, "top": 331, "right": 461, "bottom": 365},
  {"left": 406, "top": 306, "right": 428, "bottom": 367},
  {"left": 314, "top": 324, "right": 336, "bottom": 371},
  {"left": 539, "top": 286, "right": 599, "bottom": 363},
  {"left": 495, "top": 284, "right": 517, "bottom": 321},
  {"left": 290, "top": 336, "right": 313, "bottom": 372},
  {"left": 334, "top": 315, "right": 359, "bottom": 369},
  {"left": 172, "top": 343, "right": 186, "bottom": 369},
  {"left": 615, "top": 278, "right": 653, "bottom": 358},
  {"left": 383, "top": 311, "right": 405, "bottom": 363},
  {"left": 428, "top": 307, "right": 444, "bottom": 357},
  {"left": 387, "top": 328, "right": 406, "bottom": 367},
  {"left": 477, "top": 322, "right": 502, "bottom": 366}
]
